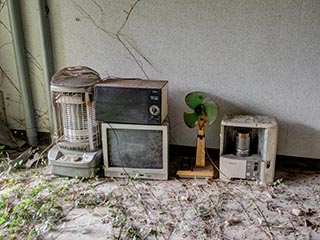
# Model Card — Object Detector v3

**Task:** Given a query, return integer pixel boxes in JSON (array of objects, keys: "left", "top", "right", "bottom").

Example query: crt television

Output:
[{"left": 101, "top": 122, "right": 168, "bottom": 180}]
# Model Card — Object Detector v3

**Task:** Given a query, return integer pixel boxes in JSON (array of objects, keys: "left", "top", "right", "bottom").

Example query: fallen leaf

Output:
[
  {"left": 306, "top": 208, "right": 317, "bottom": 216},
  {"left": 180, "top": 195, "right": 190, "bottom": 201},
  {"left": 266, "top": 202, "right": 278, "bottom": 211},
  {"left": 224, "top": 218, "right": 241, "bottom": 227},
  {"left": 311, "top": 224, "right": 318, "bottom": 230},
  {"left": 265, "top": 192, "right": 275, "bottom": 199},
  {"left": 306, "top": 219, "right": 318, "bottom": 230},
  {"left": 292, "top": 208, "right": 304, "bottom": 216},
  {"left": 305, "top": 219, "right": 313, "bottom": 227}
]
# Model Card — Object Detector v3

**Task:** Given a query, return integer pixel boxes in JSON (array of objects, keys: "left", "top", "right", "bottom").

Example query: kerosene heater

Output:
[
  {"left": 48, "top": 66, "right": 102, "bottom": 177},
  {"left": 219, "top": 115, "right": 278, "bottom": 184}
]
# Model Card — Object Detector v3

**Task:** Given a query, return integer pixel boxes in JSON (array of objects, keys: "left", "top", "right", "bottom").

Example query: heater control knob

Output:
[
  {"left": 70, "top": 155, "right": 81, "bottom": 162},
  {"left": 149, "top": 105, "right": 160, "bottom": 116}
]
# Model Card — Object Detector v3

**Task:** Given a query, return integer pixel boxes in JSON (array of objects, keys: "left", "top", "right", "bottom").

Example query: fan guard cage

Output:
[{"left": 51, "top": 66, "right": 101, "bottom": 152}]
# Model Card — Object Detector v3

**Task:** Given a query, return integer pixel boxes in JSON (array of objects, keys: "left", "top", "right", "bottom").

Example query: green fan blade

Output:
[
  {"left": 203, "top": 100, "right": 218, "bottom": 125},
  {"left": 184, "top": 112, "right": 201, "bottom": 128},
  {"left": 185, "top": 91, "right": 208, "bottom": 110}
]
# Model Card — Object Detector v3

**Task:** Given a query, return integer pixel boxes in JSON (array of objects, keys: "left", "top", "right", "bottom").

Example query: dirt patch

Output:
[{"left": 1, "top": 164, "right": 320, "bottom": 239}]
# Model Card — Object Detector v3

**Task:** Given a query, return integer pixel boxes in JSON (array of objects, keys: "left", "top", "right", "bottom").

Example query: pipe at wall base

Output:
[
  {"left": 37, "top": 0, "right": 55, "bottom": 135},
  {"left": 7, "top": 0, "right": 38, "bottom": 145}
]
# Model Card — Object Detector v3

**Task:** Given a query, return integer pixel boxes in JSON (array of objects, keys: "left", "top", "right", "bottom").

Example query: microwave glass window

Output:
[{"left": 95, "top": 88, "right": 148, "bottom": 123}]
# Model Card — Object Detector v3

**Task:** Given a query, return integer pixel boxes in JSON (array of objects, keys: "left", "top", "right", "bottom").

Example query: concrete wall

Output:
[
  {"left": 1, "top": 0, "right": 319, "bottom": 158},
  {"left": 0, "top": 0, "right": 50, "bottom": 132}
]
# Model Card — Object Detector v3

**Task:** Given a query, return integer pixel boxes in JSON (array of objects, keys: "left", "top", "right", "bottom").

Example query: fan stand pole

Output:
[
  {"left": 195, "top": 119, "right": 206, "bottom": 167},
  {"left": 176, "top": 118, "right": 214, "bottom": 178}
]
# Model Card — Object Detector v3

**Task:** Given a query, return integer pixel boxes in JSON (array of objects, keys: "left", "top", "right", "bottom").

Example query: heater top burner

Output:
[
  {"left": 51, "top": 66, "right": 101, "bottom": 88},
  {"left": 51, "top": 77, "right": 99, "bottom": 88},
  {"left": 222, "top": 115, "right": 278, "bottom": 128}
]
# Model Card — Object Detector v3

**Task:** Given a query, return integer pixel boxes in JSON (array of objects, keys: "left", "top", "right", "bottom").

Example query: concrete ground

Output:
[{"left": 43, "top": 168, "right": 320, "bottom": 240}]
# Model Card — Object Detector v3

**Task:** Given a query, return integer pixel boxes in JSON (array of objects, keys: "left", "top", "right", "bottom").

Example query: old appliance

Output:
[
  {"left": 48, "top": 66, "right": 102, "bottom": 177},
  {"left": 101, "top": 122, "right": 169, "bottom": 180},
  {"left": 94, "top": 78, "right": 168, "bottom": 125},
  {"left": 177, "top": 91, "right": 218, "bottom": 178},
  {"left": 219, "top": 115, "right": 278, "bottom": 184}
]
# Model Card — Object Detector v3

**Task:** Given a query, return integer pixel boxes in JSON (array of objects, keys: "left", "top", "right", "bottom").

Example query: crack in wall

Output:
[{"left": 72, "top": 0, "right": 153, "bottom": 79}]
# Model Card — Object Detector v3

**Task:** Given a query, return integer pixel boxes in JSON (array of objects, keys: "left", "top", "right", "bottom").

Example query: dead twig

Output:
[
  {"left": 221, "top": 181, "right": 276, "bottom": 240},
  {"left": 0, "top": 66, "right": 20, "bottom": 94},
  {"left": 252, "top": 200, "right": 275, "bottom": 240}
]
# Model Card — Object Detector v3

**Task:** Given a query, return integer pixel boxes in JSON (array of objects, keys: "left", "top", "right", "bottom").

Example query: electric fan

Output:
[
  {"left": 177, "top": 91, "right": 218, "bottom": 178},
  {"left": 47, "top": 66, "right": 102, "bottom": 178}
]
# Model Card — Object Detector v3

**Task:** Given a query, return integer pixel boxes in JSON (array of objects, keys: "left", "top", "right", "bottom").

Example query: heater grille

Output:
[
  {"left": 51, "top": 66, "right": 101, "bottom": 152},
  {"left": 54, "top": 93, "right": 100, "bottom": 152}
]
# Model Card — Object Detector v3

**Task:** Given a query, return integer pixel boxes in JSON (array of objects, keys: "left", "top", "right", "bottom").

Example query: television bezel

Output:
[{"left": 101, "top": 122, "right": 168, "bottom": 180}]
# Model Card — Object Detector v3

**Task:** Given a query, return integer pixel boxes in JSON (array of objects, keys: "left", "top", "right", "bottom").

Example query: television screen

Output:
[
  {"left": 101, "top": 122, "right": 169, "bottom": 180},
  {"left": 106, "top": 128, "right": 163, "bottom": 169}
]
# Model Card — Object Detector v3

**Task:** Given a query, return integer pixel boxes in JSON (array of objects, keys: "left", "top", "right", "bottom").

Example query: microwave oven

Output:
[{"left": 94, "top": 79, "right": 168, "bottom": 125}]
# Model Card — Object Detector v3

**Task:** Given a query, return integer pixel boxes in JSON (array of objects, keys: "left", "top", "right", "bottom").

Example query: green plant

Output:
[
  {"left": 0, "top": 178, "right": 66, "bottom": 238},
  {"left": 273, "top": 178, "right": 283, "bottom": 186},
  {"left": 106, "top": 200, "right": 143, "bottom": 239},
  {"left": 0, "top": 145, "right": 4, "bottom": 155}
]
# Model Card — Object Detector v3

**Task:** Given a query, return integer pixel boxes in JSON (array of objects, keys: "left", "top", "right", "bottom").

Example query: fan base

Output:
[{"left": 176, "top": 161, "right": 214, "bottom": 178}]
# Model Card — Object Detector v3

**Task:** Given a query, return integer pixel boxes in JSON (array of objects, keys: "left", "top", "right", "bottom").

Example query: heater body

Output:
[
  {"left": 48, "top": 67, "right": 102, "bottom": 177},
  {"left": 219, "top": 115, "right": 278, "bottom": 184},
  {"left": 48, "top": 146, "right": 102, "bottom": 178}
]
